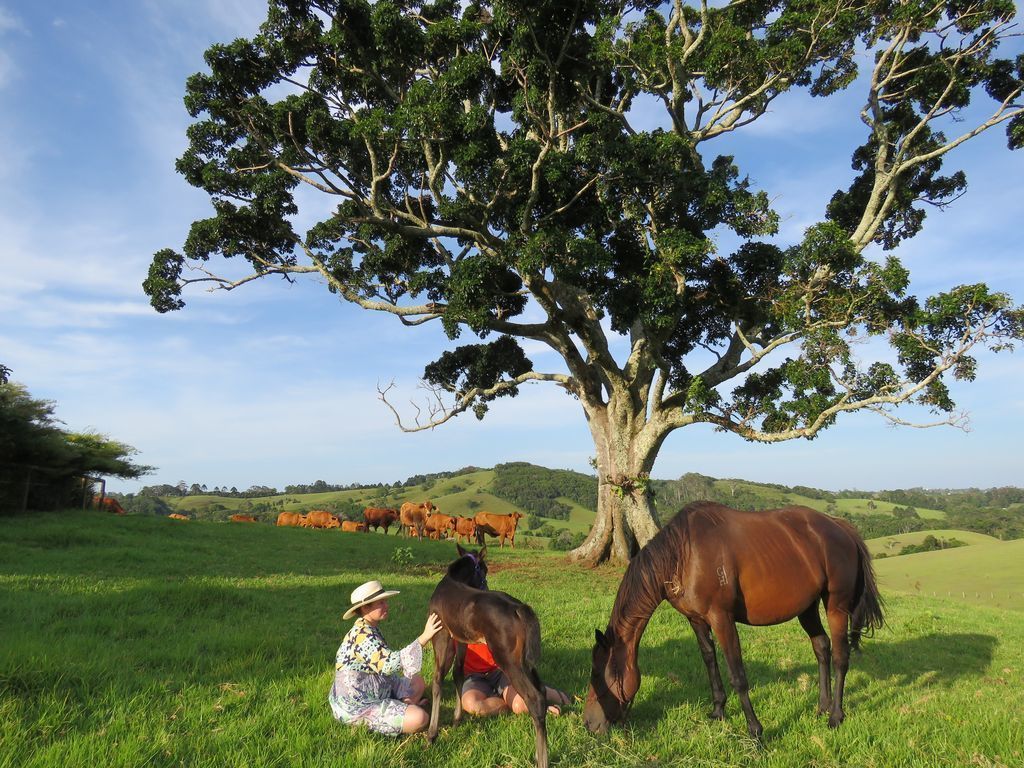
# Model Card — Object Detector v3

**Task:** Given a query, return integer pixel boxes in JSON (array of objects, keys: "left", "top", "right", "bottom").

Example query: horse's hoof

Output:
[
  {"left": 707, "top": 708, "right": 726, "bottom": 721},
  {"left": 828, "top": 713, "right": 844, "bottom": 729}
]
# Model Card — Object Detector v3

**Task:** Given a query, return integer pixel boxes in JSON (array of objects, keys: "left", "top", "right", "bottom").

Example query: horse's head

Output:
[
  {"left": 450, "top": 543, "right": 489, "bottom": 589},
  {"left": 584, "top": 626, "right": 639, "bottom": 734}
]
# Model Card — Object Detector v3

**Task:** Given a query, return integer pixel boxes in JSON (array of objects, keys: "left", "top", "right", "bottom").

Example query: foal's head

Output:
[{"left": 450, "top": 543, "right": 489, "bottom": 589}]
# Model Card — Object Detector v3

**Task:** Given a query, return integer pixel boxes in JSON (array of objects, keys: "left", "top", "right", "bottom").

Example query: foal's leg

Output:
[
  {"left": 687, "top": 616, "right": 727, "bottom": 720},
  {"left": 707, "top": 611, "right": 763, "bottom": 740},
  {"left": 452, "top": 642, "right": 467, "bottom": 724},
  {"left": 797, "top": 602, "right": 832, "bottom": 716},
  {"left": 825, "top": 601, "right": 852, "bottom": 728},
  {"left": 428, "top": 632, "right": 455, "bottom": 742},
  {"left": 501, "top": 662, "right": 548, "bottom": 768}
]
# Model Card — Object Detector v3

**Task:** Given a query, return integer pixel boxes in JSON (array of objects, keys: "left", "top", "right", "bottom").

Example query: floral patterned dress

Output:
[{"left": 328, "top": 617, "right": 423, "bottom": 736}]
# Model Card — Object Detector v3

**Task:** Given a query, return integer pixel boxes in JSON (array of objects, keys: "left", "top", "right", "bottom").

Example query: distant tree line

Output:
[{"left": 491, "top": 463, "right": 597, "bottom": 521}]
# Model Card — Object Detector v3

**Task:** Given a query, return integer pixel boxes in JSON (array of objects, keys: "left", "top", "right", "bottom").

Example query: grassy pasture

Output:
[
  {"left": 866, "top": 530, "right": 1001, "bottom": 557},
  {"left": 3, "top": 511, "right": 1021, "bottom": 768},
  {"left": 873, "top": 539, "right": 1024, "bottom": 611}
]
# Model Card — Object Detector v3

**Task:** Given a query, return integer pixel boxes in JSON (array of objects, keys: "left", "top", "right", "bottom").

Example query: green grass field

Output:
[
  {"left": 873, "top": 539, "right": 1024, "bottom": 611},
  {"left": 3, "top": 511, "right": 1021, "bottom": 767}
]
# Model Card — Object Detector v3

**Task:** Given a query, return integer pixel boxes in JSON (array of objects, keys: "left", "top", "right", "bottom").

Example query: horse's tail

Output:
[{"left": 840, "top": 520, "right": 885, "bottom": 650}]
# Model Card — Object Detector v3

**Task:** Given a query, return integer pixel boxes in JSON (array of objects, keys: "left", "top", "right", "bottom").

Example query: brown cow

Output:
[
  {"left": 341, "top": 520, "right": 368, "bottom": 533},
  {"left": 93, "top": 495, "right": 125, "bottom": 515},
  {"left": 230, "top": 514, "right": 257, "bottom": 523},
  {"left": 304, "top": 510, "right": 341, "bottom": 529},
  {"left": 276, "top": 511, "right": 304, "bottom": 527},
  {"left": 473, "top": 511, "right": 524, "bottom": 548},
  {"left": 424, "top": 512, "right": 456, "bottom": 541},
  {"left": 167, "top": 513, "right": 189, "bottom": 521},
  {"left": 399, "top": 501, "right": 435, "bottom": 538},
  {"left": 454, "top": 516, "right": 477, "bottom": 544},
  {"left": 363, "top": 507, "right": 400, "bottom": 535}
]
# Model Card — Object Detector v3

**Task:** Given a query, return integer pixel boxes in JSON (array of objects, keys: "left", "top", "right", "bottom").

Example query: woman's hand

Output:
[{"left": 418, "top": 612, "right": 444, "bottom": 647}]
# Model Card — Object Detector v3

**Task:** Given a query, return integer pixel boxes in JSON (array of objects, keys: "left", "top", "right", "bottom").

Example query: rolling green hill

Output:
[
  {"left": 866, "top": 530, "right": 1001, "bottom": 557},
  {"left": 874, "top": 539, "right": 1024, "bottom": 611},
  {"left": 139, "top": 464, "right": 1024, "bottom": 549}
]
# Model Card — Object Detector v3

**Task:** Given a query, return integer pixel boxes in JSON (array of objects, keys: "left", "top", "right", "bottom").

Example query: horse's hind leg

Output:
[
  {"left": 825, "top": 600, "right": 852, "bottom": 728},
  {"left": 687, "top": 616, "right": 727, "bottom": 720},
  {"left": 797, "top": 602, "right": 832, "bottom": 716},
  {"left": 707, "top": 611, "right": 763, "bottom": 740},
  {"left": 428, "top": 633, "right": 456, "bottom": 742},
  {"left": 503, "top": 664, "right": 548, "bottom": 768}
]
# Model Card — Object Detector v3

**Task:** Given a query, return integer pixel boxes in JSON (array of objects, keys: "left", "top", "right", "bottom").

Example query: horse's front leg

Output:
[
  {"left": 428, "top": 632, "right": 455, "bottom": 742},
  {"left": 798, "top": 603, "right": 833, "bottom": 716},
  {"left": 687, "top": 616, "right": 727, "bottom": 720},
  {"left": 708, "top": 611, "right": 763, "bottom": 741}
]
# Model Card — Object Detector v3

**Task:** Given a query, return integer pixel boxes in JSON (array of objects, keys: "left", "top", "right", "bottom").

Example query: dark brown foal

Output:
[{"left": 427, "top": 544, "right": 550, "bottom": 768}]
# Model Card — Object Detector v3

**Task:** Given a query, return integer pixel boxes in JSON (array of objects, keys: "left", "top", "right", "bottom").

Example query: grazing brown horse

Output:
[
  {"left": 428, "top": 544, "right": 551, "bottom": 768},
  {"left": 585, "top": 502, "right": 884, "bottom": 740}
]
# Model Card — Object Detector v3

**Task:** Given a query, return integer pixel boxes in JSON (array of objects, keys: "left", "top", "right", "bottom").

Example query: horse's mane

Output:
[{"left": 609, "top": 502, "right": 719, "bottom": 635}]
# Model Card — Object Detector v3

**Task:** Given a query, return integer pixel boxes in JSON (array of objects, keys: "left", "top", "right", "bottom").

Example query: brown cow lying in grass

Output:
[
  {"left": 167, "top": 513, "right": 189, "bottom": 521},
  {"left": 341, "top": 520, "right": 367, "bottom": 532},
  {"left": 276, "top": 511, "right": 303, "bottom": 527},
  {"left": 94, "top": 496, "right": 125, "bottom": 515},
  {"left": 229, "top": 514, "right": 257, "bottom": 523}
]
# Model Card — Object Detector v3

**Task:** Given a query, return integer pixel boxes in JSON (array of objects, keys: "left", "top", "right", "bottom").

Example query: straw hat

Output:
[{"left": 343, "top": 580, "right": 400, "bottom": 620}]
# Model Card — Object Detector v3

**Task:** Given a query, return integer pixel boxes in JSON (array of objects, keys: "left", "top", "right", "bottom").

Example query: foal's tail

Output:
[{"left": 841, "top": 521, "right": 886, "bottom": 651}]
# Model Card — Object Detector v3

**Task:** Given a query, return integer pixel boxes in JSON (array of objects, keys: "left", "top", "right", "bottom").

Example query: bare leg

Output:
[
  {"left": 462, "top": 689, "right": 510, "bottom": 716},
  {"left": 401, "top": 703, "right": 430, "bottom": 734},
  {"left": 400, "top": 673, "right": 426, "bottom": 705},
  {"left": 505, "top": 684, "right": 568, "bottom": 716}
]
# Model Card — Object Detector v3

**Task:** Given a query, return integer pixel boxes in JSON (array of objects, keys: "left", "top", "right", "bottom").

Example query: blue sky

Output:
[{"left": 1, "top": 2, "right": 1021, "bottom": 495}]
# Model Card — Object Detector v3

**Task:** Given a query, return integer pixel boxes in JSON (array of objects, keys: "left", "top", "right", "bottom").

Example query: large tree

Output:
[{"left": 146, "top": 0, "right": 1023, "bottom": 564}]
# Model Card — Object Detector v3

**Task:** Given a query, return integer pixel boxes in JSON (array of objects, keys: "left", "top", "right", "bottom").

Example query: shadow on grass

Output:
[{"left": 556, "top": 627, "right": 999, "bottom": 740}]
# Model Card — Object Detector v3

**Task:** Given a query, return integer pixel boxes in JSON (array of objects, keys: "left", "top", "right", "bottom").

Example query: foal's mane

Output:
[{"left": 609, "top": 502, "right": 714, "bottom": 636}]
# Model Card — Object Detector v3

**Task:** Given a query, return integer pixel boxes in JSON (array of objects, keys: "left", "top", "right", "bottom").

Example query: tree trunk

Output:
[{"left": 568, "top": 395, "right": 664, "bottom": 567}]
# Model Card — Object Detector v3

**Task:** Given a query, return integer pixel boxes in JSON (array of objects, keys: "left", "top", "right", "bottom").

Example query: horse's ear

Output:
[
  {"left": 479, "top": 545, "right": 487, "bottom": 562},
  {"left": 456, "top": 543, "right": 467, "bottom": 557},
  {"left": 595, "top": 628, "right": 607, "bottom": 648}
]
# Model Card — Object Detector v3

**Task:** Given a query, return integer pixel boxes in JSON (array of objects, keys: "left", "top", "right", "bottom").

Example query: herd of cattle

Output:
[
  {"left": 94, "top": 495, "right": 526, "bottom": 548},
  {"left": 273, "top": 501, "right": 525, "bottom": 548}
]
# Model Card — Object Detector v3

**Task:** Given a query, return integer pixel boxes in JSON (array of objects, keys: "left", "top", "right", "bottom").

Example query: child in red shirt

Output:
[{"left": 460, "top": 642, "right": 571, "bottom": 717}]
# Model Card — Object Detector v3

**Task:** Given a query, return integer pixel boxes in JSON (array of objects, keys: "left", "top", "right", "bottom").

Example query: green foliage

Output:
[
  {"left": 147, "top": 0, "right": 1024, "bottom": 470},
  {"left": 390, "top": 546, "right": 414, "bottom": 570},
  {"left": 491, "top": 462, "right": 597, "bottom": 518},
  {"left": 0, "top": 382, "right": 151, "bottom": 512}
]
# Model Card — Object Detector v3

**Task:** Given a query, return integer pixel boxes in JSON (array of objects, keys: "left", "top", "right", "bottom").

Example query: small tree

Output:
[{"left": 147, "top": 1, "right": 1023, "bottom": 564}]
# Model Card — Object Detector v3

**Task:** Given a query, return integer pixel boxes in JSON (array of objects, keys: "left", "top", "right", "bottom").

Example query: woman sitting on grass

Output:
[
  {"left": 330, "top": 580, "right": 444, "bottom": 736},
  {"left": 460, "top": 641, "right": 571, "bottom": 717}
]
